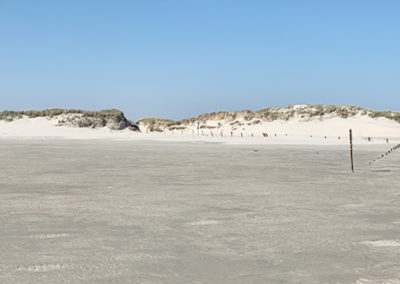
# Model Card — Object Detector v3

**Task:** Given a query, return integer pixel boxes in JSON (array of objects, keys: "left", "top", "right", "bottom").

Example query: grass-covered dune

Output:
[
  {"left": 137, "top": 117, "right": 175, "bottom": 132},
  {"left": 137, "top": 104, "right": 400, "bottom": 132},
  {"left": 179, "top": 105, "right": 400, "bottom": 124},
  {"left": 0, "top": 108, "right": 140, "bottom": 131}
]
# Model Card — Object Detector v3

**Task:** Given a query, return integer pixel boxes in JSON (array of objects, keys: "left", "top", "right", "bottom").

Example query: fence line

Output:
[{"left": 369, "top": 143, "right": 400, "bottom": 164}]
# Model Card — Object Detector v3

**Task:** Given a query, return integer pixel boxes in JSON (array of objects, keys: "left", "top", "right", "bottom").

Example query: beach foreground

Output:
[{"left": 0, "top": 140, "right": 400, "bottom": 283}]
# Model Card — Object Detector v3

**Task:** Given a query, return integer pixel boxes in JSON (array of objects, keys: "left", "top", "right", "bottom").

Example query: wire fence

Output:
[{"left": 369, "top": 143, "right": 400, "bottom": 164}]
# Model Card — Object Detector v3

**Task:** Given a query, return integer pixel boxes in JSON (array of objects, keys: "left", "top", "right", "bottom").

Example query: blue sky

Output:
[{"left": 1, "top": 0, "right": 399, "bottom": 120}]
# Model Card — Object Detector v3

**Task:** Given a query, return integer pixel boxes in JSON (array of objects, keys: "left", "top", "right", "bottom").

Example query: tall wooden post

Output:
[{"left": 349, "top": 129, "right": 354, "bottom": 173}]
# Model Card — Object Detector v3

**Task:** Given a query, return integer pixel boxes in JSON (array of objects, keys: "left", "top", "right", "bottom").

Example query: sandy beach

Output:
[
  {"left": 3, "top": 1, "right": 400, "bottom": 282},
  {"left": 0, "top": 139, "right": 399, "bottom": 283}
]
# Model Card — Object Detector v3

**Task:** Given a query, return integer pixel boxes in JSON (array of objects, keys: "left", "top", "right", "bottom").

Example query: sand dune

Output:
[{"left": 1, "top": 105, "right": 400, "bottom": 145}]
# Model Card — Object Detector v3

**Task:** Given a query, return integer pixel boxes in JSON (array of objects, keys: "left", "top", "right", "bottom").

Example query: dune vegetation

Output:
[
  {"left": 137, "top": 105, "right": 400, "bottom": 132},
  {"left": 0, "top": 108, "right": 140, "bottom": 131}
]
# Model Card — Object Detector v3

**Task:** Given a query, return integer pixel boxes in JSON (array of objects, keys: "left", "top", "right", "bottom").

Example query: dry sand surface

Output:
[
  {"left": 1, "top": 116, "right": 400, "bottom": 146},
  {"left": 1, "top": 139, "right": 400, "bottom": 283}
]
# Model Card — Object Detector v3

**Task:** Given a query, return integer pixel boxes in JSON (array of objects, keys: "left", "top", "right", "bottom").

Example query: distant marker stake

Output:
[{"left": 349, "top": 129, "right": 354, "bottom": 173}]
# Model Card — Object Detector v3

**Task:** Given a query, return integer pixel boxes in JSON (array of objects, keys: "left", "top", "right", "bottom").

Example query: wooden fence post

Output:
[{"left": 349, "top": 129, "right": 354, "bottom": 173}]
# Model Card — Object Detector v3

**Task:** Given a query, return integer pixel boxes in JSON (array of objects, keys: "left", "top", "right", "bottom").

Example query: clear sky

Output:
[{"left": 1, "top": 0, "right": 399, "bottom": 120}]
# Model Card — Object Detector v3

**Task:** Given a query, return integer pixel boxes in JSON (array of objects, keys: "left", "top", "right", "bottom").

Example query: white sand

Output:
[
  {"left": 1, "top": 115, "right": 400, "bottom": 145},
  {"left": 360, "top": 240, "right": 400, "bottom": 247}
]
